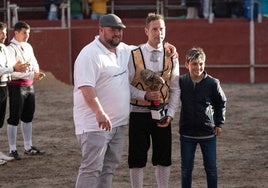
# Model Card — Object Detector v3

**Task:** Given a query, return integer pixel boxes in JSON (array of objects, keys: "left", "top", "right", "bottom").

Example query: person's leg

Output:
[
  {"left": 21, "top": 121, "right": 32, "bottom": 150},
  {"left": 203, "top": 0, "right": 210, "bottom": 18},
  {"left": 0, "top": 87, "right": 12, "bottom": 162},
  {"left": 0, "top": 87, "right": 7, "bottom": 128},
  {"left": 186, "top": 7, "right": 195, "bottom": 19},
  {"left": 130, "top": 168, "right": 144, "bottom": 188},
  {"left": 152, "top": 122, "right": 172, "bottom": 188},
  {"left": 155, "top": 165, "right": 171, "bottom": 188},
  {"left": 128, "top": 112, "right": 151, "bottom": 188},
  {"left": 7, "top": 124, "right": 17, "bottom": 152},
  {"left": 97, "top": 125, "right": 127, "bottom": 188},
  {"left": 200, "top": 136, "right": 217, "bottom": 188},
  {"left": 180, "top": 136, "right": 197, "bottom": 188},
  {"left": 75, "top": 131, "right": 106, "bottom": 188},
  {"left": 90, "top": 13, "right": 99, "bottom": 20},
  {"left": 21, "top": 86, "right": 35, "bottom": 151},
  {"left": 0, "top": 88, "right": 14, "bottom": 161},
  {"left": 7, "top": 85, "right": 22, "bottom": 159}
]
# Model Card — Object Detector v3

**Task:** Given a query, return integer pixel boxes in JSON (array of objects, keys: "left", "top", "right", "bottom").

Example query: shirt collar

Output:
[
  {"left": 10, "top": 38, "right": 25, "bottom": 48},
  {"left": 95, "top": 35, "right": 119, "bottom": 55},
  {"left": 145, "top": 43, "right": 163, "bottom": 53}
]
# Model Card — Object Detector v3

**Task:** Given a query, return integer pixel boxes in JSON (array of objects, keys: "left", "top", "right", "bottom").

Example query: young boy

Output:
[{"left": 179, "top": 47, "right": 226, "bottom": 188}]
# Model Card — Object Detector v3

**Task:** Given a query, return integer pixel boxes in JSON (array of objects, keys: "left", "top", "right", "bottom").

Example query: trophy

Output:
[{"left": 140, "top": 69, "right": 167, "bottom": 122}]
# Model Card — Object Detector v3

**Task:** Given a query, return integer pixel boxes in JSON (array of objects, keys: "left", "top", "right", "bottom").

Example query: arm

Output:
[
  {"left": 80, "top": 85, "right": 112, "bottom": 131},
  {"left": 213, "top": 80, "right": 227, "bottom": 136},
  {"left": 0, "top": 47, "right": 27, "bottom": 75},
  {"left": 157, "top": 57, "right": 180, "bottom": 127}
]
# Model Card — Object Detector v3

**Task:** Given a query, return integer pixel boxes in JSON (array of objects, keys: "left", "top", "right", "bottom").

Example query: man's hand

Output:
[
  {"left": 13, "top": 61, "right": 28, "bottom": 73},
  {"left": 145, "top": 91, "right": 161, "bottom": 101},
  {"left": 34, "top": 71, "right": 46, "bottom": 80},
  {"left": 157, "top": 116, "right": 172, "bottom": 128},
  {"left": 96, "top": 111, "right": 112, "bottom": 131},
  {"left": 164, "top": 42, "right": 177, "bottom": 57}
]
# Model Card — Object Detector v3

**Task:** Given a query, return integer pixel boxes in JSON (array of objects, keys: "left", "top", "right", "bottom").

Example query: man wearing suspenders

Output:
[
  {"left": 6, "top": 21, "right": 46, "bottom": 160},
  {"left": 0, "top": 22, "right": 27, "bottom": 165}
]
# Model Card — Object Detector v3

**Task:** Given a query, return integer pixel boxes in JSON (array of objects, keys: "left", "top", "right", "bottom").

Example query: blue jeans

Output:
[
  {"left": 180, "top": 136, "right": 217, "bottom": 188},
  {"left": 90, "top": 13, "right": 105, "bottom": 20}
]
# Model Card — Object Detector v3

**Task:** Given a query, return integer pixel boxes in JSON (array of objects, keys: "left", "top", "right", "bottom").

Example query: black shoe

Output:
[
  {"left": 9, "top": 150, "right": 21, "bottom": 160},
  {"left": 24, "top": 146, "right": 45, "bottom": 155}
]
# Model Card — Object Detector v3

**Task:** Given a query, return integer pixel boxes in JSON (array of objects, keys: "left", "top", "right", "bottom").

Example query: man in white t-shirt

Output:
[{"left": 73, "top": 14, "right": 131, "bottom": 188}]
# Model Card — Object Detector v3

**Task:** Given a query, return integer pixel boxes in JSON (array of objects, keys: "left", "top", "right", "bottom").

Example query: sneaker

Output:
[
  {"left": 9, "top": 150, "right": 21, "bottom": 160},
  {"left": 0, "top": 151, "right": 14, "bottom": 161},
  {"left": 24, "top": 146, "right": 45, "bottom": 155},
  {"left": 0, "top": 159, "right": 7, "bottom": 166}
]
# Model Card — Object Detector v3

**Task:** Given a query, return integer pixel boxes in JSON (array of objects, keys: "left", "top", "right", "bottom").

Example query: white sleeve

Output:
[{"left": 166, "top": 57, "right": 180, "bottom": 118}]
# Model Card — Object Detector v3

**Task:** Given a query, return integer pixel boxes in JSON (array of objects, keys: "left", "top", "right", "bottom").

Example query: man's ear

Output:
[
  {"left": 144, "top": 27, "right": 148, "bottom": 36},
  {"left": 185, "top": 62, "right": 189, "bottom": 69}
]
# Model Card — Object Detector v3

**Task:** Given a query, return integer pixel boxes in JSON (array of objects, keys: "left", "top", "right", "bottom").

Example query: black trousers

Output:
[
  {"left": 7, "top": 85, "right": 35, "bottom": 126},
  {"left": 0, "top": 86, "right": 7, "bottom": 128},
  {"left": 128, "top": 112, "right": 172, "bottom": 168}
]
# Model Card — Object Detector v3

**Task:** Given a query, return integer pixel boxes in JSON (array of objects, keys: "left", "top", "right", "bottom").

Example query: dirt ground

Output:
[{"left": 0, "top": 72, "right": 267, "bottom": 188}]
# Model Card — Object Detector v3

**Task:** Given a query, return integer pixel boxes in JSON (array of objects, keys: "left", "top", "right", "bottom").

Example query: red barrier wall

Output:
[{"left": 8, "top": 18, "right": 268, "bottom": 84}]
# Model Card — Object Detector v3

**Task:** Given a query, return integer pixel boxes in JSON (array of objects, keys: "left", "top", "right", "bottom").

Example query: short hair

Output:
[
  {"left": 145, "top": 13, "right": 164, "bottom": 28},
  {"left": 14, "top": 21, "right": 30, "bottom": 31},
  {"left": 186, "top": 47, "right": 206, "bottom": 63},
  {"left": 0, "top": 22, "right": 7, "bottom": 30}
]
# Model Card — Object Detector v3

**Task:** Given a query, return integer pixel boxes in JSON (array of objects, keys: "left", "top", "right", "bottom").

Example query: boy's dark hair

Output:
[
  {"left": 186, "top": 47, "right": 206, "bottom": 63},
  {"left": 14, "top": 21, "right": 30, "bottom": 31}
]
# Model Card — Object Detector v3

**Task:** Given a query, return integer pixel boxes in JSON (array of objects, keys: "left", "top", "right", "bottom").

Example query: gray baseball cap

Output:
[{"left": 99, "top": 14, "right": 126, "bottom": 29}]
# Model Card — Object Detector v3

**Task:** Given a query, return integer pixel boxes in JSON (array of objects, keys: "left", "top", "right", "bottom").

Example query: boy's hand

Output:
[
  {"left": 215, "top": 127, "right": 222, "bottom": 136},
  {"left": 13, "top": 61, "right": 28, "bottom": 73}
]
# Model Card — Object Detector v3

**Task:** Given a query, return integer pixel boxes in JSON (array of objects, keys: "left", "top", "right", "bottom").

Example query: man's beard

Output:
[{"left": 106, "top": 36, "right": 121, "bottom": 47}]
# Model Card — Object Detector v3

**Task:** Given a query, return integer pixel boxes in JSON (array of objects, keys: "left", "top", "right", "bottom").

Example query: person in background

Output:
[
  {"left": 88, "top": 0, "right": 109, "bottom": 20},
  {"left": 185, "top": 0, "right": 200, "bottom": 19},
  {"left": 0, "top": 22, "right": 27, "bottom": 165},
  {"left": 128, "top": 13, "right": 180, "bottom": 188},
  {"left": 6, "top": 21, "right": 46, "bottom": 161},
  {"left": 44, "top": 0, "right": 61, "bottom": 20},
  {"left": 202, "top": 0, "right": 210, "bottom": 19},
  {"left": 69, "top": 0, "right": 84, "bottom": 19},
  {"left": 179, "top": 47, "right": 226, "bottom": 188}
]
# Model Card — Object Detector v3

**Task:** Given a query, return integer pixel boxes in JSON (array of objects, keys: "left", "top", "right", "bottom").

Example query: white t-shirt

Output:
[{"left": 73, "top": 36, "right": 132, "bottom": 134}]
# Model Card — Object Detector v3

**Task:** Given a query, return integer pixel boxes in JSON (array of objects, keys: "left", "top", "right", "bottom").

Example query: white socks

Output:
[
  {"left": 130, "top": 166, "right": 170, "bottom": 188},
  {"left": 21, "top": 121, "right": 33, "bottom": 151},
  {"left": 130, "top": 168, "right": 143, "bottom": 188},
  {"left": 7, "top": 124, "right": 17, "bottom": 152},
  {"left": 7, "top": 122, "right": 33, "bottom": 152},
  {"left": 155, "top": 165, "right": 170, "bottom": 188}
]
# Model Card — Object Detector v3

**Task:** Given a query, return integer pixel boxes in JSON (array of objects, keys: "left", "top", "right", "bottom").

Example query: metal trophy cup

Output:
[{"left": 140, "top": 69, "right": 167, "bottom": 122}]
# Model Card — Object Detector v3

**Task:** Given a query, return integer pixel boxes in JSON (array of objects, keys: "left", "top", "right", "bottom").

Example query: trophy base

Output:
[{"left": 150, "top": 104, "right": 167, "bottom": 123}]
